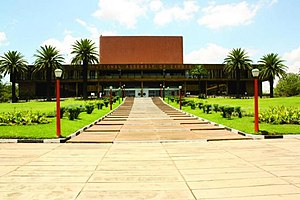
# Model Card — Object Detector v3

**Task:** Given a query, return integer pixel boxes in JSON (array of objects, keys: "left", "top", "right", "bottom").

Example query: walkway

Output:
[
  {"left": 1, "top": 139, "right": 300, "bottom": 199},
  {"left": 69, "top": 97, "right": 248, "bottom": 143}
]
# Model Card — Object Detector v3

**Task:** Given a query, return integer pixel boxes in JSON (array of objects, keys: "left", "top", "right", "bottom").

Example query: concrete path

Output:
[
  {"left": 1, "top": 139, "right": 300, "bottom": 199},
  {"left": 69, "top": 97, "right": 248, "bottom": 143}
]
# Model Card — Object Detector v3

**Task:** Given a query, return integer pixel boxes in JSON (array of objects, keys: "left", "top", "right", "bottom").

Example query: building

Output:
[{"left": 16, "top": 36, "right": 259, "bottom": 99}]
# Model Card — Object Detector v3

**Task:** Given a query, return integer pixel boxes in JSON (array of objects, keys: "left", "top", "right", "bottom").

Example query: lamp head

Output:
[
  {"left": 109, "top": 86, "right": 113, "bottom": 90},
  {"left": 179, "top": 86, "right": 182, "bottom": 89},
  {"left": 251, "top": 68, "right": 260, "bottom": 78},
  {"left": 54, "top": 69, "right": 63, "bottom": 78}
]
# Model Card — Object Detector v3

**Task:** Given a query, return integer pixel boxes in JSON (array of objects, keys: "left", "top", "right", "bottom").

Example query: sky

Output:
[{"left": 1, "top": 0, "right": 300, "bottom": 82}]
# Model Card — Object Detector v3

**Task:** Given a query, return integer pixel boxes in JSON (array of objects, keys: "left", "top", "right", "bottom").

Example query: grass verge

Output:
[
  {"left": 166, "top": 97, "right": 300, "bottom": 135},
  {"left": 0, "top": 99, "right": 122, "bottom": 139}
]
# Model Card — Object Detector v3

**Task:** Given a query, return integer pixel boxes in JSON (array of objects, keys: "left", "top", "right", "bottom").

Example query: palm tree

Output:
[
  {"left": 71, "top": 39, "right": 98, "bottom": 100},
  {"left": 259, "top": 53, "right": 287, "bottom": 98},
  {"left": 190, "top": 65, "right": 207, "bottom": 95},
  {"left": 223, "top": 48, "right": 253, "bottom": 98},
  {"left": 34, "top": 45, "right": 64, "bottom": 101},
  {"left": 0, "top": 51, "right": 28, "bottom": 102}
]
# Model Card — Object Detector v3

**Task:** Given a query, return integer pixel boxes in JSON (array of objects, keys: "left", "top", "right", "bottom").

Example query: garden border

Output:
[
  {"left": 0, "top": 100, "right": 124, "bottom": 143},
  {"left": 163, "top": 98, "right": 300, "bottom": 140}
]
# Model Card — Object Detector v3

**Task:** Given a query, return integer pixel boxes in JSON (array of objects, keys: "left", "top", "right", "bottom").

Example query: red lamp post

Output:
[
  {"left": 179, "top": 85, "right": 182, "bottom": 110},
  {"left": 160, "top": 84, "right": 162, "bottom": 97},
  {"left": 54, "top": 69, "right": 63, "bottom": 138},
  {"left": 252, "top": 68, "right": 260, "bottom": 133},
  {"left": 109, "top": 86, "right": 113, "bottom": 111}
]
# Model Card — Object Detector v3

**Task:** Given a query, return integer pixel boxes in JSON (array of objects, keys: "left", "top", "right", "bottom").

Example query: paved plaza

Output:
[
  {"left": 1, "top": 98, "right": 300, "bottom": 199},
  {"left": 1, "top": 140, "right": 300, "bottom": 199}
]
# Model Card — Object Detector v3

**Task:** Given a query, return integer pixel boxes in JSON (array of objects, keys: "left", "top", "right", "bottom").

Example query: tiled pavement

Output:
[
  {"left": 68, "top": 97, "right": 248, "bottom": 143},
  {"left": 2, "top": 98, "right": 300, "bottom": 199},
  {"left": 1, "top": 139, "right": 300, "bottom": 199}
]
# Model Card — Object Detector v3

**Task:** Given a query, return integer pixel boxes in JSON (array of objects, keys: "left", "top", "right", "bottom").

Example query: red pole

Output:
[
  {"left": 179, "top": 88, "right": 182, "bottom": 110},
  {"left": 160, "top": 85, "right": 162, "bottom": 97},
  {"left": 110, "top": 88, "right": 112, "bottom": 110},
  {"left": 56, "top": 79, "right": 61, "bottom": 138},
  {"left": 254, "top": 78, "right": 259, "bottom": 133}
]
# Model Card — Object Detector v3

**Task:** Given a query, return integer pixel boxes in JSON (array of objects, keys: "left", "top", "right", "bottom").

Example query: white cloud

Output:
[
  {"left": 93, "top": 0, "right": 147, "bottom": 29},
  {"left": 42, "top": 34, "right": 78, "bottom": 63},
  {"left": 0, "top": 32, "right": 9, "bottom": 46},
  {"left": 153, "top": 0, "right": 199, "bottom": 26},
  {"left": 184, "top": 43, "right": 229, "bottom": 64},
  {"left": 283, "top": 47, "right": 300, "bottom": 74},
  {"left": 149, "top": 0, "right": 163, "bottom": 11},
  {"left": 198, "top": 1, "right": 260, "bottom": 29}
]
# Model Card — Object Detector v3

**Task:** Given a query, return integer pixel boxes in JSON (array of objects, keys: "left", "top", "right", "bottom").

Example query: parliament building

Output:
[{"left": 16, "top": 36, "right": 260, "bottom": 98}]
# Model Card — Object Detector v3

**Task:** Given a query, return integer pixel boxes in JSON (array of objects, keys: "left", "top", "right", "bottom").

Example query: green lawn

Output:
[
  {"left": 0, "top": 99, "right": 122, "bottom": 139},
  {"left": 167, "top": 97, "right": 300, "bottom": 135}
]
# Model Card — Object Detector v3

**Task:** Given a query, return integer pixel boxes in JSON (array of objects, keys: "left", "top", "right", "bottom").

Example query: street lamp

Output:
[
  {"left": 123, "top": 84, "right": 126, "bottom": 98},
  {"left": 163, "top": 85, "right": 165, "bottom": 100},
  {"left": 179, "top": 85, "right": 182, "bottom": 110},
  {"left": 109, "top": 86, "right": 113, "bottom": 111},
  {"left": 118, "top": 87, "right": 121, "bottom": 104},
  {"left": 167, "top": 87, "right": 170, "bottom": 103},
  {"left": 54, "top": 68, "right": 63, "bottom": 138},
  {"left": 160, "top": 84, "right": 162, "bottom": 97},
  {"left": 252, "top": 68, "right": 260, "bottom": 133}
]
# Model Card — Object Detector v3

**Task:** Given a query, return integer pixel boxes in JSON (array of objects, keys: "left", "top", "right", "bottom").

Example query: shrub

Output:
[
  {"left": 198, "top": 102, "right": 204, "bottom": 109},
  {"left": 224, "top": 106, "right": 235, "bottom": 119},
  {"left": 96, "top": 101, "right": 104, "bottom": 109},
  {"left": 169, "top": 96, "right": 175, "bottom": 102},
  {"left": 219, "top": 106, "right": 226, "bottom": 118},
  {"left": 85, "top": 103, "right": 94, "bottom": 114},
  {"left": 60, "top": 107, "right": 66, "bottom": 118},
  {"left": 104, "top": 100, "right": 109, "bottom": 107},
  {"left": 0, "top": 111, "right": 50, "bottom": 126},
  {"left": 66, "top": 105, "right": 82, "bottom": 120},
  {"left": 182, "top": 99, "right": 188, "bottom": 106},
  {"left": 189, "top": 101, "right": 196, "bottom": 109},
  {"left": 203, "top": 104, "right": 212, "bottom": 114},
  {"left": 259, "top": 106, "right": 300, "bottom": 124},
  {"left": 213, "top": 104, "right": 219, "bottom": 112},
  {"left": 234, "top": 106, "right": 242, "bottom": 118}
]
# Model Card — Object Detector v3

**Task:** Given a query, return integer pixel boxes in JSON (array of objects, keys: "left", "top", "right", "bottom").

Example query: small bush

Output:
[
  {"left": 198, "top": 102, "right": 204, "bottom": 109},
  {"left": 60, "top": 107, "right": 66, "bottom": 118},
  {"left": 0, "top": 111, "right": 50, "bottom": 126},
  {"left": 234, "top": 106, "right": 242, "bottom": 118},
  {"left": 66, "top": 105, "right": 82, "bottom": 120},
  {"left": 203, "top": 104, "right": 212, "bottom": 114},
  {"left": 96, "top": 101, "right": 104, "bottom": 110},
  {"left": 224, "top": 106, "right": 235, "bottom": 119},
  {"left": 219, "top": 106, "right": 226, "bottom": 118},
  {"left": 189, "top": 101, "right": 196, "bottom": 109},
  {"left": 213, "top": 104, "right": 219, "bottom": 113},
  {"left": 85, "top": 103, "right": 94, "bottom": 114},
  {"left": 259, "top": 106, "right": 300, "bottom": 124}
]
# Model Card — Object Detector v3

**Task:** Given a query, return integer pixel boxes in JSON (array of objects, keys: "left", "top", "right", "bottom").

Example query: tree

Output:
[
  {"left": 71, "top": 39, "right": 98, "bottom": 100},
  {"left": 259, "top": 53, "right": 287, "bottom": 98},
  {"left": 190, "top": 65, "right": 207, "bottom": 95},
  {"left": 34, "top": 45, "right": 64, "bottom": 101},
  {"left": 275, "top": 73, "right": 300, "bottom": 97},
  {"left": 223, "top": 48, "right": 252, "bottom": 98},
  {"left": 0, "top": 51, "right": 27, "bottom": 102}
]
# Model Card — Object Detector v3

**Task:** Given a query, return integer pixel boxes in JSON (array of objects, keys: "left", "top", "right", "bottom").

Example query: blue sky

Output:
[{"left": 1, "top": 0, "right": 300, "bottom": 76}]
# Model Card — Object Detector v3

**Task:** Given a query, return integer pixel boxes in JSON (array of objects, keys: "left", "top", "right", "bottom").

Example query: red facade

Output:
[{"left": 100, "top": 36, "right": 183, "bottom": 64}]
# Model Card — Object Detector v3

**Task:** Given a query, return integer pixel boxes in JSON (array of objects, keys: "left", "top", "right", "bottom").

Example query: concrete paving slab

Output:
[
  {"left": 85, "top": 125, "right": 122, "bottom": 132},
  {"left": 1, "top": 139, "right": 300, "bottom": 199}
]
